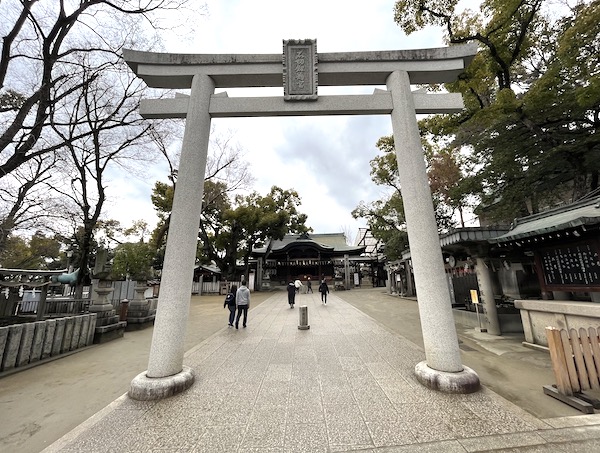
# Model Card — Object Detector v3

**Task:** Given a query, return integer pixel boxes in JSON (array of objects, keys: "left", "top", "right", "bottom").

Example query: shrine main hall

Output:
[{"left": 251, "top": 232, "right": 383, "bottom": 290}]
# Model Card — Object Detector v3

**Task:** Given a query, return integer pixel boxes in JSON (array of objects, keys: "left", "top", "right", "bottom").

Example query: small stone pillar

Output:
[
  {"left": 474, "top": 257, "right": 500, "bottom": 335},
  {"left": 36, "top": 281, "right": 49, "bottom": 321},
  {"left": 119, "top": 299, "right": 129, "bottom": 322},
  {"left": 552, "top": 291, "right": 571, "bottom": 300},
  {"left": 385, "top": 266, "right": 393, "bottom": 294},
  {"left": 89, "top": 279, "right": 126, "bottom": 343},
  {"left": 298, "top": 305, "right": 310, "bottom": 330},
  {"left": 344, "top": 254, "right": 350, "bottom": 290},
  {"left": 256, "top": 257, "right": 263, "bottom": 290}
]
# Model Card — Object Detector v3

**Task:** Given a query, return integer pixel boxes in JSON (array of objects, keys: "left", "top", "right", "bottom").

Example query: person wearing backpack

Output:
[
  {"left": 287, "top": 280, "right": 296, "bottom": 308},
  {"left": 224, "top": 284, "right": 237, "bottom": 327}
]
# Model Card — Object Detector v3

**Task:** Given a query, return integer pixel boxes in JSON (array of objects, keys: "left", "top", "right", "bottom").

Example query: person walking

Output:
[
  {"left": 235, "top": 280, "right": 250, "bottom": 329},
  {"left": 319, "top": 279, "right": 329, "bottom": 304},
  {"left": 223, "top": 284, "right": 237, "bottom": 327},
  {"left": 287, "top": 280, "right": 296, "bottom": 308},
  {"left": 294, "top": 279, "right": 302, "bottom": 294},
  {"left": 307, "top": 277, "right": 313, "bottom": 293}
]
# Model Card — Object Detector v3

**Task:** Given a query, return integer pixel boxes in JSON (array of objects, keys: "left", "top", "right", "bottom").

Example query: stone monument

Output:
[
  {"left": 125, "top": 281, "right": 157, "bottom": 330},
  {"left": 89, "top": 247, "right": 126, "bottom": 343}
]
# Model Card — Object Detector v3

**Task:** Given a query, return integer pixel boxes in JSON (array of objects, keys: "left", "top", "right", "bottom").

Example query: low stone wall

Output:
[
  {"left": 515, "top": 299, "right": 600, "bottom": 349},
  {"left": 0, "top": 313, "right": 97, "bottom": 373}
]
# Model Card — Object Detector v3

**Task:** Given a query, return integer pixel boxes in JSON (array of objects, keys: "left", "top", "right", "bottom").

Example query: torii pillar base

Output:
[
  {"left": 415, "top": 361, "right": 480, "bottom": 394},
  {"left": 129, "top": 366, "right": 195, "bottom": 401}
]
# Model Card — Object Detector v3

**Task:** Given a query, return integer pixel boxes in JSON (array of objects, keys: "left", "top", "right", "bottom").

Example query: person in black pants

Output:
[
  {"left": 287, "top": 281, "right": 296, "bottom": 308},
  {"left": 235, "top": 281, "right": 250, "bottom": 329},
  {"left": 307, "top": 277, "right": 313, "bottom": 293},
  {"left": 319, "top": 280, "right": 329, "bottom": 304},
  {"left": 223, "top": 284, "right": 237, "bottom": 327}
]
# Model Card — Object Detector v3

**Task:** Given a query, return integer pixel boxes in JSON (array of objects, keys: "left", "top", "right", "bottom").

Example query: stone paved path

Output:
[{"left": 43, "top": 292, "right": 600, "bottom": 452}]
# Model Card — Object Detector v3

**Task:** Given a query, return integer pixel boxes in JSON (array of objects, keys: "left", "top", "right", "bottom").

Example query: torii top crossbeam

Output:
[
  {"left": 123, "top": 42, "right": 477, "bottom": 118},
  {"left": 123, "top": 43, "right": 477, "bottom": 88}
]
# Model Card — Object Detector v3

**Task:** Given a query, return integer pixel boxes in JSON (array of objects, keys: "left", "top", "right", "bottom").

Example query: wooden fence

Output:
[{"left": 544, "top": 326, "right": 600, "bottom": 413}]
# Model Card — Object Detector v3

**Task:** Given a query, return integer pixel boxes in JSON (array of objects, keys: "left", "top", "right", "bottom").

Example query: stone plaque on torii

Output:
[{"left": 123, "top": 40, "right": 480, "bottom": 400}]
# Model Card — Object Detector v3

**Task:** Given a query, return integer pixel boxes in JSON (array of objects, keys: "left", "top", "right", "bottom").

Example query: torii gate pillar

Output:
[
  {"left": 129, "top": 74, "right": 214, "bottom": 399},
  {"left": 125, "top": 41, "right": 480, "bottom": 400},
  {"left": 387, "top": 70, "right": 478, "bottom": 391}
]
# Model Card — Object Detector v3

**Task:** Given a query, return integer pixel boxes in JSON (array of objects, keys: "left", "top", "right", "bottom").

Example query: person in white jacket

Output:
[{"left": 235, "top": 281, "right": 250, "bottom": 329}]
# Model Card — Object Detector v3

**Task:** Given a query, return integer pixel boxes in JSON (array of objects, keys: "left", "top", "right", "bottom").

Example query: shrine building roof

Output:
[
  {"left": 490, "top": 195, "right": 600, "bottom": 244},
  {"left": 252, "top": 233, "right": 365, "bottom": 257}
]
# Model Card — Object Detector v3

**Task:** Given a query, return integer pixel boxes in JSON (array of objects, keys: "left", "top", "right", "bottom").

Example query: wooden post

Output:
[
  {"left": 579, "top": 327, "right": 599, "bottom": 390},
  {"left": 570, "top": 327, "right": 590, "bottom": 390},
  {"left": 588, "top": 327, "right": 600, "bottom": 381},
  {"left": 546, "top": 327, "right": 573, "bottom": 395}
]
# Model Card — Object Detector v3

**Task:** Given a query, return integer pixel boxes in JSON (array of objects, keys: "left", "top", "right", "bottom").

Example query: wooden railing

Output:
[{"left": 544, "top": 326, "right": 600, "bottom": 413}]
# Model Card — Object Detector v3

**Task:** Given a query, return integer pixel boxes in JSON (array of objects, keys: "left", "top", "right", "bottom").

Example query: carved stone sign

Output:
[{"left": 283, "top": 39, "right": 318, "bottom": 101}]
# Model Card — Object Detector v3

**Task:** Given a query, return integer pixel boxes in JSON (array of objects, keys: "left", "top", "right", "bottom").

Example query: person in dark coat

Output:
[
  {"left": 319, "top": 279, "right": 329, "bottom": 304},
  {"left": 287, "top": 281, "right": 296, "bottom": 308},
  {"left": 223, "top": 285, "right": 237, "bottom": 327}
]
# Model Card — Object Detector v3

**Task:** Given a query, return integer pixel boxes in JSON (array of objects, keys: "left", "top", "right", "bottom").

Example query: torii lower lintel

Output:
[{"left": 139, "top": 91, "right": 465, "bottom": 119}]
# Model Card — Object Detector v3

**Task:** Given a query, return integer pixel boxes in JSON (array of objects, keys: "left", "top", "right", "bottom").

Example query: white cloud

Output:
[{"left": 110, "top": 0, "right": 457, "bottom": 239}]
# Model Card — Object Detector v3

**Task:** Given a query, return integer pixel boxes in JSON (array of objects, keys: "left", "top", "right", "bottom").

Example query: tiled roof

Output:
[
  {"left": 490, "top": 196, "right": 600, "bottom": 244},
  {"left": 253, "top": 233, "right": 365, "bottom": 255}
]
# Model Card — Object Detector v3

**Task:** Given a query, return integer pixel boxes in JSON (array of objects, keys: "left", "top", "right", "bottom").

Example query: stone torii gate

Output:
[{"left": 124, "top": 40, "right": 480, "bottom": 400}]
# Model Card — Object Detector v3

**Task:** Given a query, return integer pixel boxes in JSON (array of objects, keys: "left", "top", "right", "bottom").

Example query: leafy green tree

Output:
[
  {"left": 352, "top": 194, "right": 408, "bottom": 261},
  {"left": 29, "top": 232, "right": 62, "bottom": 268},
  {"left": 111, "top": 242, "right": 154, "bottom": 281},
  {"left": 228, "top": 186, "right": 311, "bottom": 279},
  {"left": 0, "top": 231, "right": 61, "bottom": 269},
  {"left": 149, "top": 179, "right": 176, "bottom": 251},
  {"left": 427, "top": 147, "right": 474, "bottom": 227},
  {"left": 197, "top": 180, "right": 235, "bottom": 272},
  {"left": 392, "top": 0, "right": 599, "bottom": 221},
  {"left": 151, "top": 178, "right": 234, "bottom": 269},
  {"left": 353, "top": 133, "right": 461, "bottom": 259},
  {"left": 150, "top": 129, "right": 254, "bottom": 263},
  {"left": 0, "top": 235, "right": 30, "bottom": 268}
]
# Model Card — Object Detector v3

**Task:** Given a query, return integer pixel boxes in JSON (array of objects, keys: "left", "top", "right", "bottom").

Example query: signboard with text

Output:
[
  {"left": 283, "top": 39, "right": 318, "bottom": 101},
  {"left": 535, "top": 240, "right": 600, "bottom": 291}
]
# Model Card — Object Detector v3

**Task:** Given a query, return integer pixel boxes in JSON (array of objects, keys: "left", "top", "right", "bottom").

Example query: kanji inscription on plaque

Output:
[
  {"left": 539, "top": 242, "right": 600, "bottom": 287},
  {"left": 283, "top": 39, "right": 318, "bottom": 101}
]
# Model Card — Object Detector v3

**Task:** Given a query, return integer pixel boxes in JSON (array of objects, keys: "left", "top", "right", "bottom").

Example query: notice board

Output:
[{"left": 536, "top": 240, "right": 600, "bottom": 291}]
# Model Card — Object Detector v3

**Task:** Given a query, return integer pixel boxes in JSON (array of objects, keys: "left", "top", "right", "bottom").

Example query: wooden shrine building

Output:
[{"left": 252, "top": 232, "right": 366, "bottom": 290}]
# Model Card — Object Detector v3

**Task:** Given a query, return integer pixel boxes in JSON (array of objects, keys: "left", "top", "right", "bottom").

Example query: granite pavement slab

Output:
[{"left": 43, "top": 292, "right": 600, "bottom": 452}]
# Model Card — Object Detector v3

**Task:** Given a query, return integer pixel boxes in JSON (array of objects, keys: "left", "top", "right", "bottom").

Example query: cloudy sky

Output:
[{"left": 107, "top": 0, "right": 476, "bottom": 243}]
